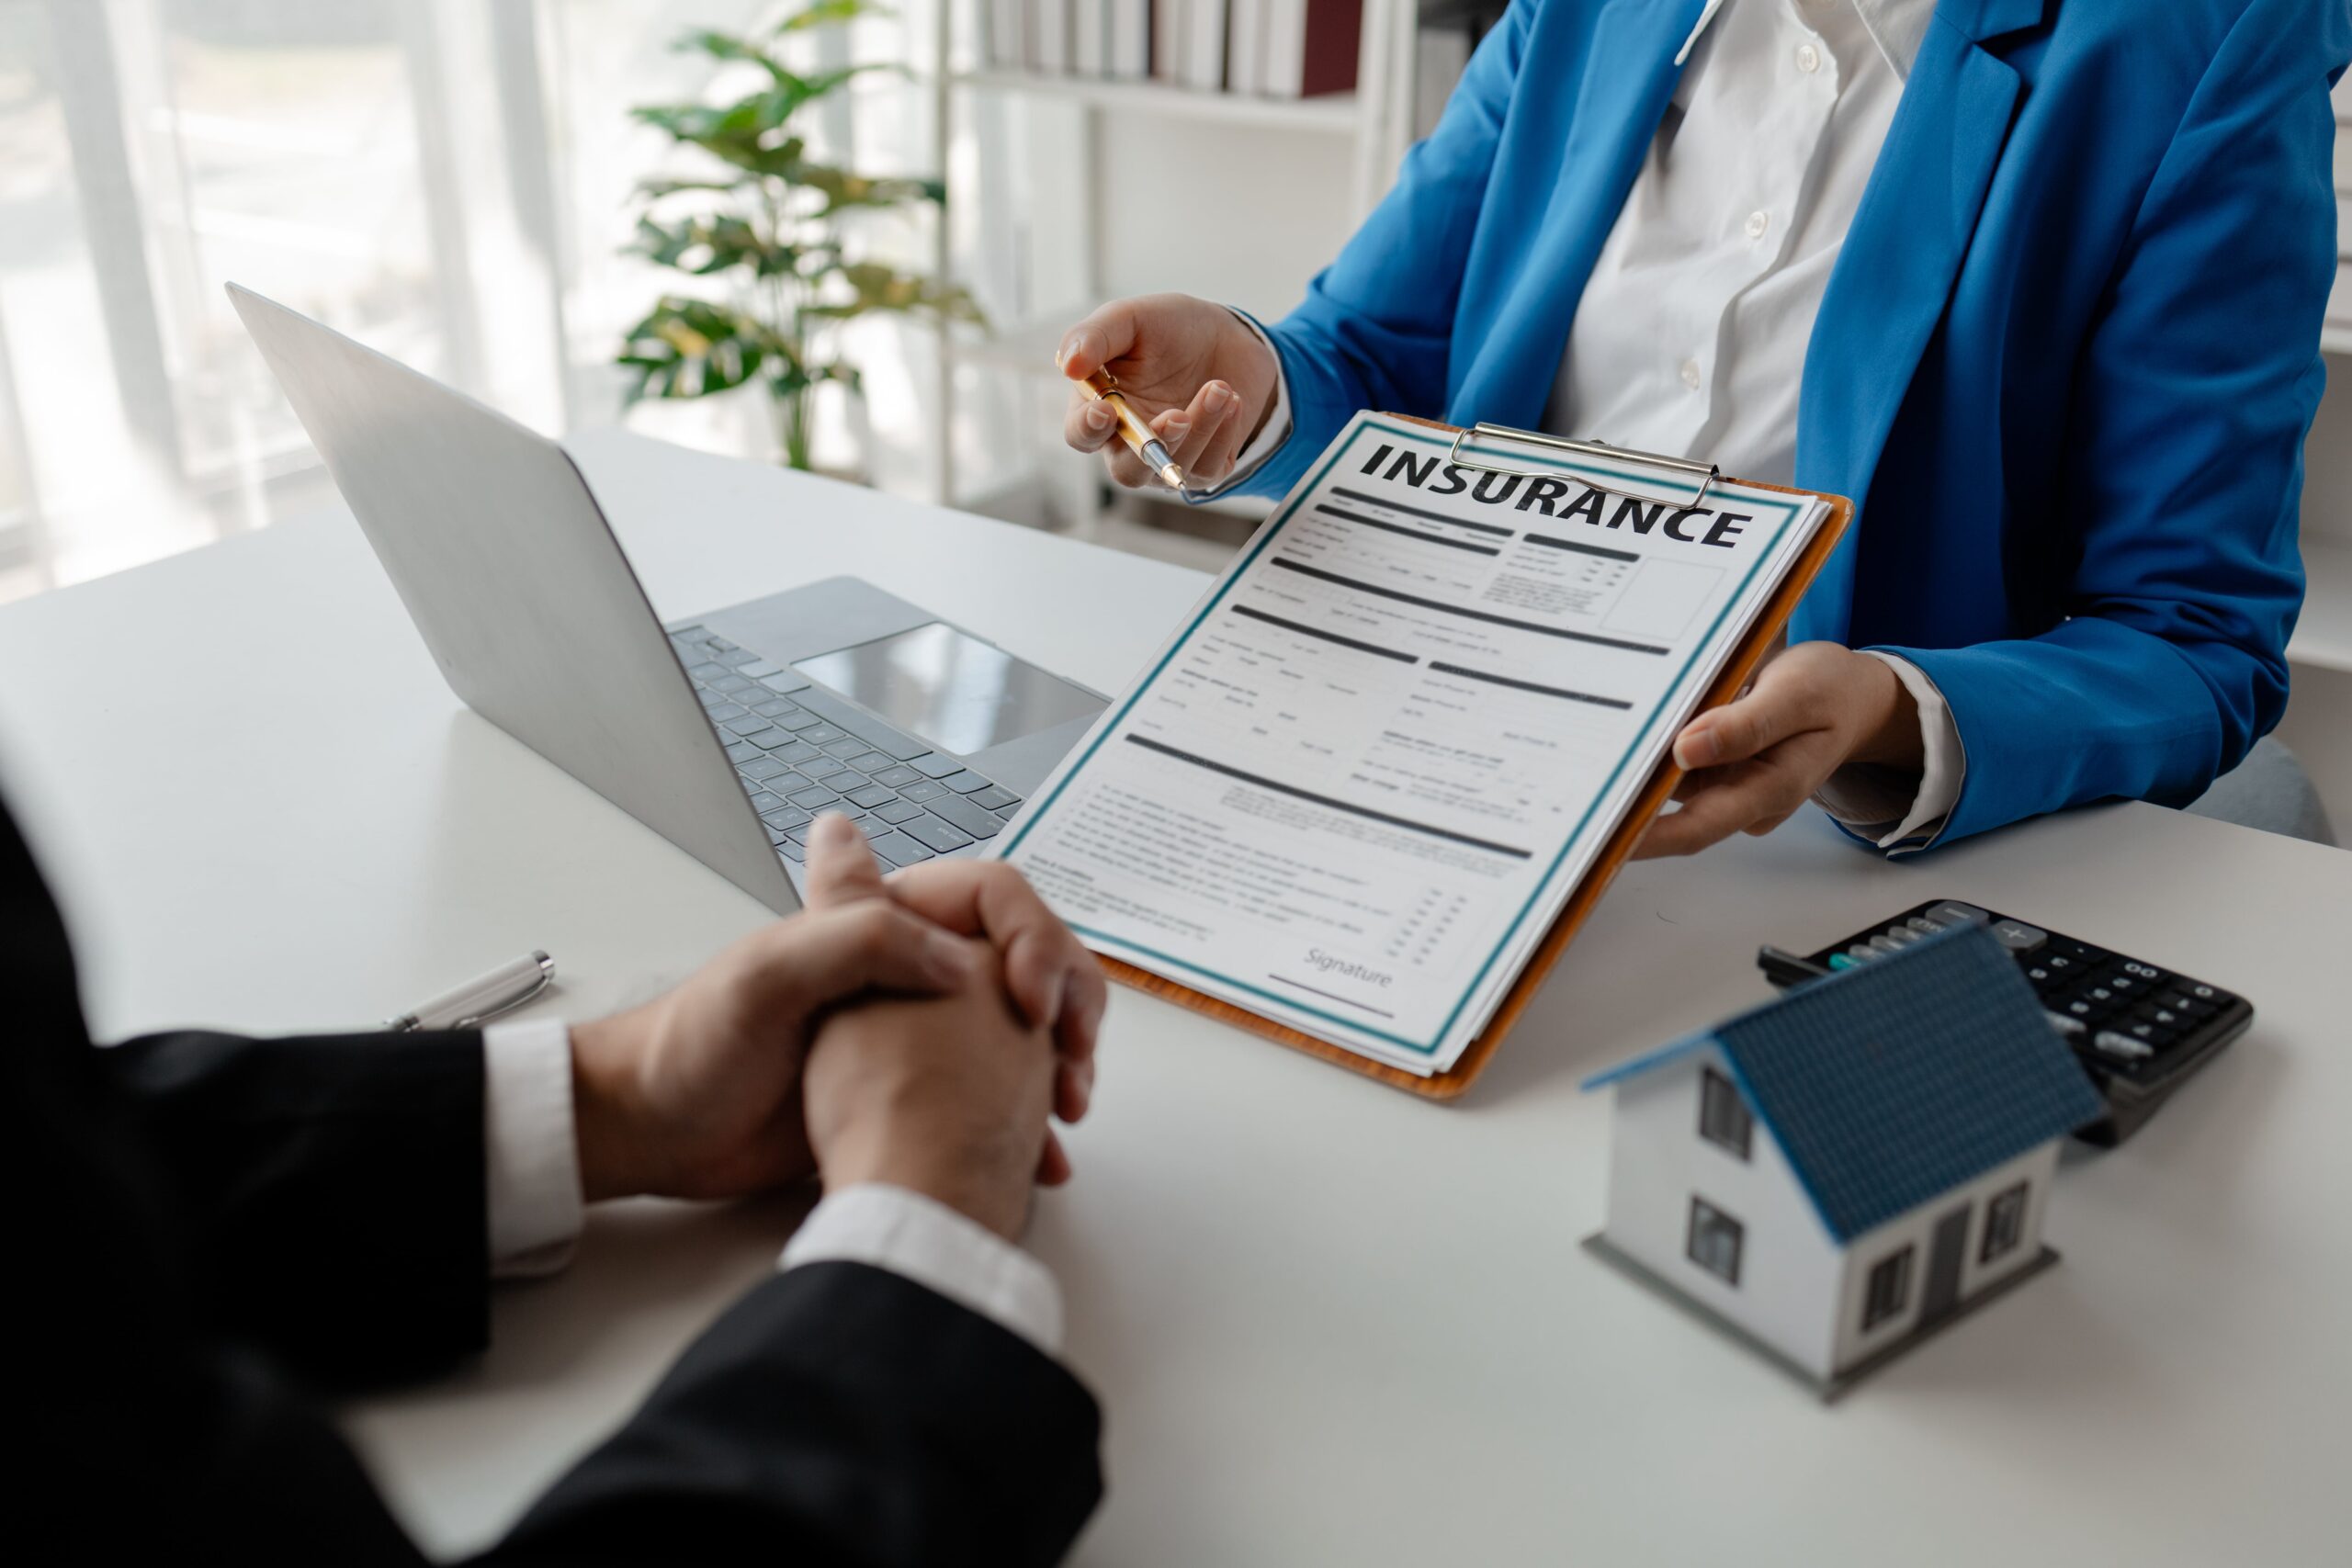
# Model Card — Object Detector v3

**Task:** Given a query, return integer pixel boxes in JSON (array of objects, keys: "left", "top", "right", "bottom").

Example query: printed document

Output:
[{"left": 998, "top": 414, "right": 1830, "bottom": 1075}]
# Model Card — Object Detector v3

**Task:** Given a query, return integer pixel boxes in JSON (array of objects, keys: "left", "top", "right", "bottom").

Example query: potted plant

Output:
[{"left": 616, "top": 1, "right": 980, "bottom": 473}]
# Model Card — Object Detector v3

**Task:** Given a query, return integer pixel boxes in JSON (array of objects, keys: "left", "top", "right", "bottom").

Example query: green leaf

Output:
[
  {"left": 673, "top": 28, "right": 793, "bottom": 85},
  {"left": 775, "top": 0, "right": 894, "bottom": 36},
  {"left": 792, "top": 162, "right": 945, "bottom": 216},
  {"left": 635, "top": 175, "right": 748, "bottom": 201},
  {"left": 801, "top": 263, "right": 986, "bottom": 325},
  {"left": 628, "top": 213, "right": 798, "bottom": 279},
  {"left": 616, "top": 297, "right": 800, "bottom": 401}
]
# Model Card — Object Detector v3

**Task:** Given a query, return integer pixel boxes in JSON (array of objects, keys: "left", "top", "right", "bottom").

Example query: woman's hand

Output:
[
  {"left": 1636, "top": 643, "right": 1922, "bottom": 858},
  {"left": 1058, "top": 294, "right": 1281, "bottom": 489}
]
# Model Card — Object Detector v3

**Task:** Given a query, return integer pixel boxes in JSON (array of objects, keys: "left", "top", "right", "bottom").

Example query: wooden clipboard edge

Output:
[{"left": 1100, "top": 412, "right": 1854, "bottom": 1101}]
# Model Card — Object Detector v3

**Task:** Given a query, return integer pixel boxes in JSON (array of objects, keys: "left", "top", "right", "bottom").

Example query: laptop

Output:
[{"left": 230, "top": 285, "right": 1106, "bottom": 915}]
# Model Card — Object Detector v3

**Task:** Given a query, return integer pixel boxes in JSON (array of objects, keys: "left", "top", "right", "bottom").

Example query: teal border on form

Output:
[{"left": 1000, "top": 417, "right": 1804, "bottom": 1056}]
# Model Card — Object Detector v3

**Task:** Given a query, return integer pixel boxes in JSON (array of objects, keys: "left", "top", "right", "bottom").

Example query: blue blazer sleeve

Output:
[
  {"left": 1231, "top": 3, "right": 1532, "bottom": 499},
  {"left": 1879, "top": 0, "right": 2342, "bottom": 846}
]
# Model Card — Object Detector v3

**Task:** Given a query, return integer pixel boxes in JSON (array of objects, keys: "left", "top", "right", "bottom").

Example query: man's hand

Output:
[
  {"left": 566, "top": 834, "right": 983, "bottom": 1204},
  {"left": 1636, "top": 642, "right": 1922, "bottom": 859},
  {"left": 802, "top": 816, "right": 1104, "bottom": 1186},
  {"left": 801, "top": 947, "right": 1060, "bottom": 1244},
  {"left": 1059, "top": 294, "right": 1281, "bottom": 490}
]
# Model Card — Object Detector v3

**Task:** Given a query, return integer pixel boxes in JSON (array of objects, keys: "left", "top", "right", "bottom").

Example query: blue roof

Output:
[{"left": 1583, "top": 925, "right": 2104, "bottom": 1242}]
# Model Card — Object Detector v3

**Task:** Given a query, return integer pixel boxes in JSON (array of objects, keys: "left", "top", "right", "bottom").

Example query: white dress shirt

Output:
[
  {"left": 1227, "top": 0, "right": 1958, "bottom": 851},
  {"left": 480, "top": 1018, "right": 1064, "bottom": 1355}
]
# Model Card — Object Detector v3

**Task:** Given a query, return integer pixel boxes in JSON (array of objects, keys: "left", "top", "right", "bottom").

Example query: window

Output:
[
  {"left": 1862, "top": 1246, "right": 1914, "bottom": 1330},
  {"left": 1981, "top": 1182, "right": 2030, "bottom": 1264},
  {"left": 1697, "top": 1066, "right": 1752, "bottom": 1159},
  {"left": 1686, "top": 1196, "right": 1744, "bottom": 1287}
]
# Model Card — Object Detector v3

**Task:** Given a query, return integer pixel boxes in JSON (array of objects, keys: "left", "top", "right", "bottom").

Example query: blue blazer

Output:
[{"left": 1238, "top": 0, "right": 2349, "bottom": 847}]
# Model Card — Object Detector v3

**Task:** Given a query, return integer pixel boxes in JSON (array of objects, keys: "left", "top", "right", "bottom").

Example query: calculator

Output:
[{"left": 1758, "top": 900, "right": 2254, "bottom": 1145}]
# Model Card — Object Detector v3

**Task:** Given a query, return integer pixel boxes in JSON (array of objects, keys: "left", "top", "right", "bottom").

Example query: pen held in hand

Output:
[{"left": 1071, "top": 367, "right": 1188, "bottom": 491}]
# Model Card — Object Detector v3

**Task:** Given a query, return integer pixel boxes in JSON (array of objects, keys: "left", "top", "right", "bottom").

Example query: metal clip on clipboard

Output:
[{"left": 1445, "top": 423, "right": 1720, "bottom": 513}]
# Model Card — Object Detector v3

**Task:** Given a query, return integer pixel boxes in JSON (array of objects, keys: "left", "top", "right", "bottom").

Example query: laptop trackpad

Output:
[{"left": 791, "top": 621, "right": 1103, "bottom": 760}]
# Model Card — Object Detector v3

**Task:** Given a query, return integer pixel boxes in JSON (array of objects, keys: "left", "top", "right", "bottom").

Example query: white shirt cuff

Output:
[
  {"left": 481, "top": 1018, "right": 584, "bottom": 1278},
  {"left": 1200, "top": 309, "right": 1292, "bottom": 497},
  {"left": 781, "top": 1184, "right": 1065, "bottom": 1357},
  {"left": 1812, "top": 652, "right": 1965, "bottom": 852}
]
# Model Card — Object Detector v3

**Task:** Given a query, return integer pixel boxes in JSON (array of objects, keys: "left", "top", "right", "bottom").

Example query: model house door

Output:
[{"left": 1919, "top": 1203, "right": 1972, "bottom": 1325}]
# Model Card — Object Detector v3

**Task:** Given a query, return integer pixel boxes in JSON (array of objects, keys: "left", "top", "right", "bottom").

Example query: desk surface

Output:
[{"left": 3, "top": 430, "right": 2346, "bottom": 1566}]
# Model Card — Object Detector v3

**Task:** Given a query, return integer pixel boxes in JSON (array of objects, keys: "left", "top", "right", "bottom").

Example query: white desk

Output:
[{"left": 4, "top": 430, "right": 2346, "bottom": 1566}]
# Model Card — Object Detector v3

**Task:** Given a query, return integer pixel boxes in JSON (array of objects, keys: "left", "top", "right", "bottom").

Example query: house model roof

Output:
[{"left": 1583, "top": 925, "right": 2105, "bottom": 1243}]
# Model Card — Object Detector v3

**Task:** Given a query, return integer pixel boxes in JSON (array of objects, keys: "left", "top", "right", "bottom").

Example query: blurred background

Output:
[{"left": 0, "top": 0, "right": 2344, "bottom": 818}]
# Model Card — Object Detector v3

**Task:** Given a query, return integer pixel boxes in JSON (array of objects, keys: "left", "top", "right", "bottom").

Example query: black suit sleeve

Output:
[
  {"left": 491, "top": 1261, "right": 1104, "bottom": 1568},
  {"left": 97, "top": 1025, "right": 493, "bottom": 1383},
  {"left": 11, "top": 793, "right": 1104, "bottom": 1562}
]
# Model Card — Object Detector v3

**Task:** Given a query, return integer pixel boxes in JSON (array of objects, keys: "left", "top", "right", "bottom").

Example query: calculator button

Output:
[
  {"left": 2188, "top": 983, "right": 2219, "bottom": 1000},
  {"left": 1926, "top": 902, "right": 1991, "bottom": 928},
  {"left": 2126, "top": 1021, "right": 2177, "bottom": 1048},
  {"left": 2106, "top": 975, "right": 2139, "bottom": 996},
  {"left": 2086, "top": 986, "right": 2114, "bottom": 1004},
  {"left": 1828, "top": 953, "right": 1860, "bottom": 971},
  {"left": 1884, "top": 925, "right": 1923, "bottom": 946},
  {"left": 2092, "top": 1031, "right": 2155, "bottom": 1060},
  {"left": 2025, "top": 964, "right": 2056, "bottom": 987},
  {"left": 1869, "top": 934, "right": 1905, "bottom": 956},
  {"left": 2055, "top": 938, "right": 2109, "bottom": 964},
  {"left": 2045, "top": 1011, "right": 2086, "bottom": 1037},
  {"left": 1990, "top": 919, "right": 2047, "bottom": 953}
]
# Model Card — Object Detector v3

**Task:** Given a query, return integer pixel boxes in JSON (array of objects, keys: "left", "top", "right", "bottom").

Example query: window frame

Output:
[
  {"left": 1861, "top": 1245, "right": 1915, "bottom": 1331},
  {"left": 1685, "top": 1195, "right": 1745, "bottom": 1288},
  {"left": 1696, "top": 1066, "right": 1753, "bottom": 1160},
  {"left": 1980, "top": 1181, "right": 2030, "bottom": 1264}
]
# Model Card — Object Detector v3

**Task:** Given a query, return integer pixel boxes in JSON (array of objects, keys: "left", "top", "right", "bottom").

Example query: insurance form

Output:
[{"left": 1000, "top": 414, "right": 1830, "bottom": 1075}]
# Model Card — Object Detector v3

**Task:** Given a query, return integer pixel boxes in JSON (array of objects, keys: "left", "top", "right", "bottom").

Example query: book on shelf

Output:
[
  {"left": 1154, "top": 0, "right": 1185, "bottom": 84},
  {"left": 1258, "top": 0, "right": 1361, "bottom": 98},
  {"left": 1074, "top": 0, "right": 1110, "bottom": 75},
  {"left": 982, "top": 0, "right": 1362, "bottom": 97},
  {"left": 1110, "top": 0, "right": 1150, "bottom": 77},
  {"left": 1033, "top": 0, "right": 1071, "bottom": 71},
  {"left": 987, "top": 0, "right": 1025, "bottom": 69},
  {"left": 1185, "top": 0, "right": 1232, "bottom": 91}
]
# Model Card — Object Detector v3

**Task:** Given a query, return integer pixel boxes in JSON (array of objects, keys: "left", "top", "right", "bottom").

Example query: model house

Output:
[{"left": 1581, "top": 925, "right": 2105, "bottom": 1396}]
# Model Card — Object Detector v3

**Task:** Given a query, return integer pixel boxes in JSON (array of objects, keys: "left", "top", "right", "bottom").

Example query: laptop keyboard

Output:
[{"left": 667, "top": 626, "right": 1027, "bottom": 873}]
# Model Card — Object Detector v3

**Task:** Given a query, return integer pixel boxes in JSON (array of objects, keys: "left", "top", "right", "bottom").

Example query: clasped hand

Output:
[{"left": 569, "top": 816, "right": 1105, "bottom": 1239}]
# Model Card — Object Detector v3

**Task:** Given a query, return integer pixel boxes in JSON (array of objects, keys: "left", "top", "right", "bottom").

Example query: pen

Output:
[
  {"left": 385, "top": 950, "right": 556, "bottom": 1032},
  {"left": 1073, "top": 367, "right": 1187, "bottom": 491}
]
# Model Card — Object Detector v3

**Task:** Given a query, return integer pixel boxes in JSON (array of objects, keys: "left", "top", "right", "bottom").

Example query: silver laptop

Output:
[{"left": 230, "top": 285, "right": 1105, "bottom": 914}]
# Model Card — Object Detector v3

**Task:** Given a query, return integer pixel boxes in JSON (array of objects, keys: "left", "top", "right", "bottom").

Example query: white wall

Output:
[
  {"left": 1599, "top": 1050, "right": 1846, "bottom": 1381},
  {"left": 1826, "top": 1141, "right": 2059, "bottom": 1374}
]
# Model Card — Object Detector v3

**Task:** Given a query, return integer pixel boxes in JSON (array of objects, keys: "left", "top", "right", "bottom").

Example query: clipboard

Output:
[{"left": 1094, "top": 415, "right": 1855, "bottom": 1100}]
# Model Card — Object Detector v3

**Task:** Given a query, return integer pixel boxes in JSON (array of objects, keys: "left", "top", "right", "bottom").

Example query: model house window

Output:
[
  {"left": 1862, "top": 1246, "right": 1914, "bottom": 1330},
  {"left": 1697, "top": 1067, "right": 1752, "bottom": 1159},
  {"left": 1685, "top": 1196, "right": 1744, "bottom": 1286},
  {"left": 1981, "top": 1182, "right": 2030, "bottom": 1263}
]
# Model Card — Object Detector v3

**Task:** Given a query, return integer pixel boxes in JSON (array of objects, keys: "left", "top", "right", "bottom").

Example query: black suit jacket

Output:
[{"left": 6, "top": 795, "right": 1102, "bottom": 1564}]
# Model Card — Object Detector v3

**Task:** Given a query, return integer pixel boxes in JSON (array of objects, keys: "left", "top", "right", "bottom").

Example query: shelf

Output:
[
  {"left": 2290, "top": 535, "right": 2352, "bottom": 672},
  {"left": 952, "top": 70, "right": 1362, "bottom": 133}
]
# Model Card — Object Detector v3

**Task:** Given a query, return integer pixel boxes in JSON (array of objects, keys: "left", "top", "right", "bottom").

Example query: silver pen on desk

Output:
[{"left": 385, "top": 950, "right": 556, "bottom": 1032}]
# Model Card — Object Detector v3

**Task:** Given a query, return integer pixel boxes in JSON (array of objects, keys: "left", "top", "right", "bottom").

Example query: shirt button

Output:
[
  {"left": 1744, "top": 209, "right": 1770, "bottom": 241},
  {"left": 1679, "top": 358, "right": 1702, "bottom": 390},
  {"left": 1796, "top": 42, "right": 1822, "bottom": 73}
]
